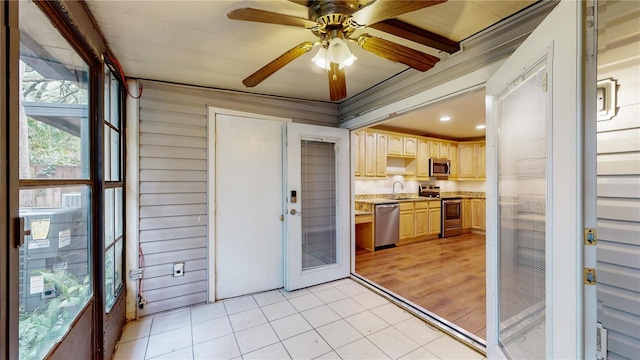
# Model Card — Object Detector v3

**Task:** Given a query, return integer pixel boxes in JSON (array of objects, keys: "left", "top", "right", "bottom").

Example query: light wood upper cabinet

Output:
[
  {"left": 458, "top": 141, "right": 486, "bottom": 180},
  {"left": 429, "top": 140, "right": 441, "bottom": 158},
  {"left": 477, "top": 142, "right": 486, "bottom": 179},
  {"left": 471, "top": 198, "right": 485, "bottom": 231},
  {"left": 416, "top": 139, "right": 430, "bottom": 178},
  {"left": 375, "top": 132, "right": 388, "bottom": 177},
  {"left": 403, "top": 137, "right": 417, "bottom": 158},
  {"left": 363, "top": 131, "right": 377, "bottom": 177},
  {"left": 387, "top": 134, "right": 403, "bottom": 157},
  {"left": 353, "top": 130, "right": 365, "bottom": 177},
  {"left": 449, "top": 143, "right": 459, "bottom": 179},
  {"left": 439, "top": 142, "right": 450, "bottom": 160}
]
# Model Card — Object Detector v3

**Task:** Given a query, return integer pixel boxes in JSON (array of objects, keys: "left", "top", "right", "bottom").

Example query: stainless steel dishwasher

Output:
[{"left": 374, "top": 202, "right": 400, "bottom": 247}]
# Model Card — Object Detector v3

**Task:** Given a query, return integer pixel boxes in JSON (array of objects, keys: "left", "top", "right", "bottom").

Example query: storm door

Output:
[
  {"left": 284, "top": 123, "right": 350, "bottom": 290},
  {"left": 485, "top": 0, "right": 597, "bottom": 358}
]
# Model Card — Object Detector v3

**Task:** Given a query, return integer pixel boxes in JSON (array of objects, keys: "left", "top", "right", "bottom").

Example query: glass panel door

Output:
[{"left": 284, "top": 123, "right": 350, "bottom": 291}]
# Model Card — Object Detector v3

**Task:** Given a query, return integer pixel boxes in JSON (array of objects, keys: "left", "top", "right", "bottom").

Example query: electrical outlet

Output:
[{"left": 173, "top": 262, "right": 185, "bottom": 277}]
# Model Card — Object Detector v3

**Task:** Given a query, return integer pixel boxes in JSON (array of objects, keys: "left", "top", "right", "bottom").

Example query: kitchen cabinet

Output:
[
  {"left": 375, "top": 132, "right": 388, "bottom": 177},
  {"left": 428, "top": 201, "right": 441, "bottom": 236},
  {"left": 449, "top": 143, "right": 458, "bottom": 179},
  {"left": 399, "top": 202, "right": 415, "bottom": 243},
  {"left": 416, "top": 139, "right": 430, "bottom": 178},
  {"left": 471, "top": 198, "right": 485, "bottom": 231},
  {"left": 429, "top": 140, "right": 451, "bottom": 159},
  {"left": 462, "top": 199, "right": 472, "bottom": 230},
  {"left": 353, "top": 130, "right": 365, "bottom": 177},
  {"left": 458, "top": 141, "right": 486, "bottom": 180},
  {"left": 414, "top": 202, "right": 429, "bottom": 237},
  {"left": 388, "top": 134, "right": 417, "bottom": 158},
  {"left": 356, "top": 130, "right": 387, "bottom": 178}
]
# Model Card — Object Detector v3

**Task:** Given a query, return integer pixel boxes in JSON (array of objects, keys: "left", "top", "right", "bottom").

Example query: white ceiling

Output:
[{"left": 83, "top": 0, "right": 536, "bottom": 139}]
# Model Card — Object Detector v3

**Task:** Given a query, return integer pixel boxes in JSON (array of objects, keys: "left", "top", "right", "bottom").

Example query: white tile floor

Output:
[{"left": 113, "top": 278, "right": 485, "bottom": 360}]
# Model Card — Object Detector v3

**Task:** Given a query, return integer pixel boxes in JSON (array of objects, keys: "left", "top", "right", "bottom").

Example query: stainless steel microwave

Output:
[{"left": 429, "top": 158, "right": 451, "bottom": 177}]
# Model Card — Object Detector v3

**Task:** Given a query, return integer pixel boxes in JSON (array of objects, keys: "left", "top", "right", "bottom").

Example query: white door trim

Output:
[{"left": 206, "top": 107, "right": 291, "bottom": 302}]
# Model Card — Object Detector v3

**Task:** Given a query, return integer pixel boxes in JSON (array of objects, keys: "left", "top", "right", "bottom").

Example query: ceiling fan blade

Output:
[
  {"left": 243, "top": 42, "right": 316, "bottom": 88},
  {"left": 357, "top": 34, "right": 440, "bottom": 72},
  {"left": 351, "top": 0, "right": 446, "bottom": 26},
  {"left": 287, "top": 0, "right": 310, "bottom": 6},
  {"left": 227, "top": 8, "right": 317, "bottom": 29},
  {"left": 328, "top": 63, "right": 347, "bottom": 101},
  {"left": 369, "top": 19, "right": 459, "bottom": 54}
]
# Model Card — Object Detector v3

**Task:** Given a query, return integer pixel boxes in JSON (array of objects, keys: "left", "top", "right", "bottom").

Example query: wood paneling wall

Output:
[
  {"left": 135, "top": 80, "right": 338, "bottom": 316},
  {"left": 596, "top": 1, "right": 640, "bottom": 359}
]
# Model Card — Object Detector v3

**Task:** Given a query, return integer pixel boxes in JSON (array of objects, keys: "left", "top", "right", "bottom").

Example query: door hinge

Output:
[
  {"left": 584, "top": 228, "right": 597, "bottom": 245},
  {"left": 584, "top": 268, "right": 597, "bottom": 285},
  {"left": 542, "top": 72, "right": 548, "bottom": 92}
]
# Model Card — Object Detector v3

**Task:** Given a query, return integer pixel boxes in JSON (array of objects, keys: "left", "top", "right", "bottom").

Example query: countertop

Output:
[{"left": 355, "top": 210, "right": 373, "bottom": 215}]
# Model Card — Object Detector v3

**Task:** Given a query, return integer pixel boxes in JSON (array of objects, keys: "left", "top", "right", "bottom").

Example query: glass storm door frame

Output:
[
  {"left": 284, "top": 123, "right": 350, "bottom": 291},
  {"left": 485, "top": 0, "right": 597, "bottom": 358}
]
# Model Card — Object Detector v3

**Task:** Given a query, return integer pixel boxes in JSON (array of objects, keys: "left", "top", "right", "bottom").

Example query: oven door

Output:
[{"left": 442, "top": 199, "right": 462, "bottom": 237}]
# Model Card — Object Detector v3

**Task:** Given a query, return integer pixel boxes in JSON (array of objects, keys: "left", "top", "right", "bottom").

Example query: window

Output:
[
  {"left": 104, "top": 69, "right": 124, "bottom": 312},
  {"left": 18, "top": 1, "right": 91, "bottom": 358}
]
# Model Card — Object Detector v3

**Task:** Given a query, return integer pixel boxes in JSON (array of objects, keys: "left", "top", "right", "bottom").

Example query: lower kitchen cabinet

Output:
[
  {"left": 399, "top": 202, "right": 415, "bottom": 243},
  {"left": 428, "top": 201, "right": 441, "bottom": 236},
  {"left": 471, "top": 198, "right": 486, "bottom": 231},
  {"left": 462, "top": 199, "right": 472, "bottom": 230},
  {"left": 414, "top": 202, "right": 429, "bottom": 237}
]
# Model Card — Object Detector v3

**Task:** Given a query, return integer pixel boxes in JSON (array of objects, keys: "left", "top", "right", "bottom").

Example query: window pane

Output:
[
  {"left": 110, "top": 129, "right": 120, "bottom": 181},
  {"left": 104, "top": 68, "right": 110, "bottom": 123},
  {"left": 115, "top": 187, "right": 123, "bottom": 239},
  {"left": 104, "top": 124, "right": 111, "bottom": 181},
  {"left": 114, "top": 239, "right": 123, "bottom": 295},
  {"left": 18, "top": 186, "right": 92, "bottom": 360},
  {"left": 19, "top": 0, "right": 89, "bottom": 180},
  {"left": 105, "top": 188, "right": 114, "bottom": 249},
  {"left": 105, "top": 246, "right": 115, "bottom": 310},
  {"left": 110, "top": 73, "right": 120, "bottom": 129}
]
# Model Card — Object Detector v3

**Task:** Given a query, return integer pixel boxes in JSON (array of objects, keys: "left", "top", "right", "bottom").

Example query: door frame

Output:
[{"left": 206, "top": 107, "right": 290, "bottom": 302}]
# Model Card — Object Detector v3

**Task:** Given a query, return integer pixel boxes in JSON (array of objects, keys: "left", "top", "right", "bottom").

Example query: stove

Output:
[{"left": 418, "top": 185, "right": 440, "bottom": 199}]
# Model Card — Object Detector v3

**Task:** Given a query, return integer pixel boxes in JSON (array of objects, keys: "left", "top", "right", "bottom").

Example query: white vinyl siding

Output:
[
  {"left": 135, "top": 80, "right": 338, "bottom": 316},
  {"left": 596, "top": 1, "right": 640, "bottom": 359}
]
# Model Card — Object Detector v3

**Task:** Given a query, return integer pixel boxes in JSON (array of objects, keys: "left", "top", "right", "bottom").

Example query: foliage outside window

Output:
[{"left": 18, "top": 1, "right": 92, "bottom": 358}]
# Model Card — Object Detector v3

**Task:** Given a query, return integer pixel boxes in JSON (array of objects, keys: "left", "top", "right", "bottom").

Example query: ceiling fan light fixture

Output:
[{"left": 312, "top": 37, "right": 357, "bottom": 70}]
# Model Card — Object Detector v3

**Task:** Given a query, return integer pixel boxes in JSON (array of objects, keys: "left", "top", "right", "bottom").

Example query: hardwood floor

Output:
[{"left": 355, "top": 233, "right": 486, "bottom": 339}]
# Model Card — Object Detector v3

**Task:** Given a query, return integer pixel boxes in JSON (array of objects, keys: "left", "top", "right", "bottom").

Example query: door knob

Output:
[
  {"left": 290, "top": 209, "right": 302, "bottom": 215},
  {"left": 279, "top": 215, "right": 285, "bottom": 221}
]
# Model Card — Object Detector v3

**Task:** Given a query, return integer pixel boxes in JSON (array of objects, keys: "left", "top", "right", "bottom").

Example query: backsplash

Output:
[{"left": 355, "top": 176, "right": 485, "bottom": 196}]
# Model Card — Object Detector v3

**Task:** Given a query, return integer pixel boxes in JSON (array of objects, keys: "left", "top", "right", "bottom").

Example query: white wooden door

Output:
[
  {"left": 284, "top": 123, "right": 350, "bottom": 291},
  {"left": 485, "top": 1, "right": 597, "bottom": 359},
  {"left": 212, "top": 110, "right": 289, "bottom": 299}
]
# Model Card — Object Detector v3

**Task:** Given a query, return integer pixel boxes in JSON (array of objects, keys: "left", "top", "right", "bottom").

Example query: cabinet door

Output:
[
  {"left": 353, "top": 130, "right": 365, "bottom": 177},
  {"left": 458, "top": 143, "right": 476, "bottom": 178},
  {"left": 403, "top": 137, "right": 417, "bottom": 158},
  {"left": 414, "top": 208, "right": 428, "bottom": 237},
  {"left": 375, "top": 133, "right": 388, "bottom": 177},
  {"left": 364, "top": 131, "right": 376, "bottom": 177},
  {"left": 471, "top": 198, "right": 485, "bottom": 230},
  {"left": 429, "top": 140, "right": 441, "bottom": 158},
  {"left": 428, "top": 208, "right": 441, "bottom": 235},
  {"left": 477, "top": 142, "right": 486, "bottom": 179},
  {"left": 399, "top": 210, "right": 414, "bottom": 242},
  {"left": 449, "top": 143, "right": 459, "bottom": 179},
  {"left": 416, "top": 139, "right": 430, "bottom": 178},
  {"left": 387, "top": 134, "right": 403, "bottom": 157},
  {"left": 439, "top": 142, "right": 450, "bottom": 160},
  {"left": 462, "top": 199, "right": 472, "bottom": 229}
]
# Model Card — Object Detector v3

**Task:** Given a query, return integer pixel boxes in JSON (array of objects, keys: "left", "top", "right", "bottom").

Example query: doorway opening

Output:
[{"left": 352, "top": 89, "right": 487, "bottom": 344}]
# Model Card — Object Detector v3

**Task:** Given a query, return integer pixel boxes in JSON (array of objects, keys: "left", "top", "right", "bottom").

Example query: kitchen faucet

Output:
[{"left": 392, "top": 181, "right": 404, "bottom": 199}]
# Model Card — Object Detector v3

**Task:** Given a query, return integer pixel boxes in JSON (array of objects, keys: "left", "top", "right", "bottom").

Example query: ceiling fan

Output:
[{"left": 227, "top": 0, "right": 455, "bottom": 101}]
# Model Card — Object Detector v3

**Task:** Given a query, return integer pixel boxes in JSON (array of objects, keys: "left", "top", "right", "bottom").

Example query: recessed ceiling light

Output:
[
  {"left": 440, "top": 116, "right": 451, "bottom": 121},
  {"left": 476, "top": 124, "right": 486, "bottom": 129}
]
